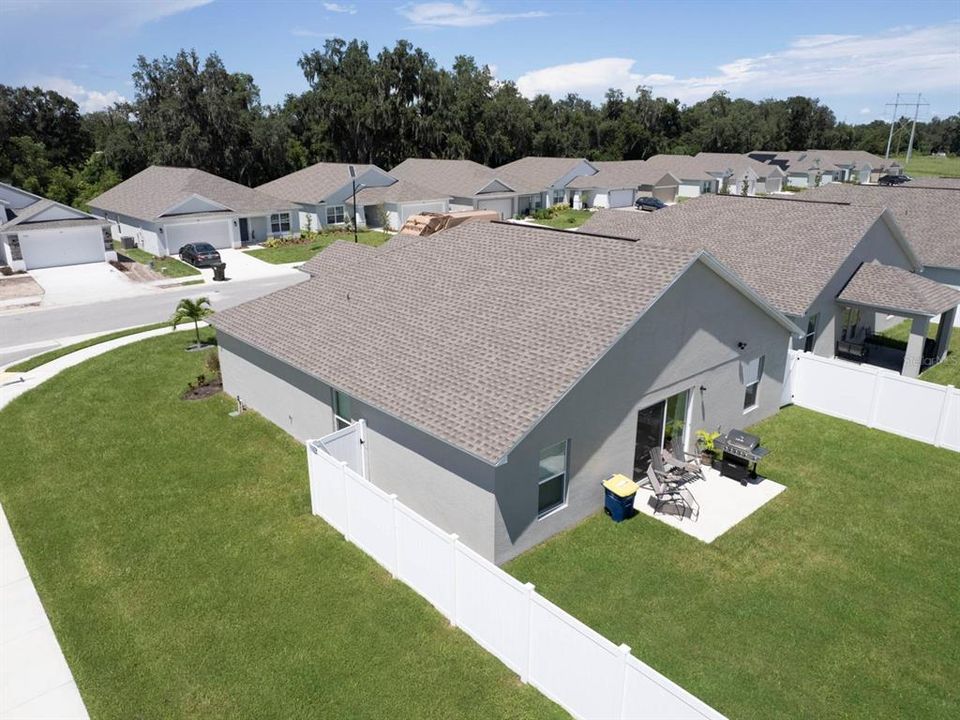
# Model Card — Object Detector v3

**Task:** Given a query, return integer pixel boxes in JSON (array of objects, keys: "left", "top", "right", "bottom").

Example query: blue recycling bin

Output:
[{"left": 602, "top": 474, "right": 639, "bottom": 522}]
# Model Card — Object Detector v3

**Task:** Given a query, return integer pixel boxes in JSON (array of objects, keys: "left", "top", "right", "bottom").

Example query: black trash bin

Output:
[{"left": 212, "top": 263, "right": 227, "bottom": 281}]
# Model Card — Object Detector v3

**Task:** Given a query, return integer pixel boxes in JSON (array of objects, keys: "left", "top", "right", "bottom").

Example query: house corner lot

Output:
[{"left": 213, "top": 222, "right": 798, "bottom": 564}]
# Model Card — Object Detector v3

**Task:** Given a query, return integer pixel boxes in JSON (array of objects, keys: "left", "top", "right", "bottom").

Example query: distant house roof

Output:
[
  {"left": 300, "top": 239, "right": 376, "bottom": 276},
  {"left": 566, "top": 161, "right": 679, "bottom": 190},
  {"left": 88, "top": 166, "right": 293, "bottom": 221},
  {"left": 257, "top": 162, "right": 380, "bottom": 204},
  {"left": 353, "top": 178, "right": 448, "bottom": 205},
  {"left": 579, "top": 195, "right": 913, "bottom": 317},
  {"left": 750, "top": 150, "right": 896, "bottom": 175},
  {"left": 0, "top": 195, "right": 108, "bottom": 233},
  {"left": 693, "top": 153, "right": 786, "bottom": 179},
  {"left": 908, "top": 177, "right": 960, "bottom": 190},
  {"left": 781, "top": 184, "right": 960, "bottom": 270},
  {"left": 212, "top": 221, "right": 794, "bottom": 464},
  {"left": 642, "top": 155, "right": 722, "bottom": 182},
  {"left": 495, "top": 157, "right": 594, "bottom": 194},
  {"left": 390, "top": 158, "right": 514, "bottom": 198},
  {"left": 838, "top": 262, "right": 960, "bottom": 316}
]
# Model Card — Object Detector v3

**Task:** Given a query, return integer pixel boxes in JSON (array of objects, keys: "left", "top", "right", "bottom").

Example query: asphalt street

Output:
[{"left": 0, "top": 273, "right": 304, "bottom": 365}]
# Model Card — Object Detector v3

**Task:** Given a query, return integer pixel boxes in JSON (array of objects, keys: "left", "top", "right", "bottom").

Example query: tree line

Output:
[{"left": 2, "top": 38, "right": 958, "bottom": 209}]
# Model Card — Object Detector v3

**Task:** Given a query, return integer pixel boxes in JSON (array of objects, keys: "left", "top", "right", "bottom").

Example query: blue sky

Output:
[{"left": 1, "top": 0, "right": 958, "bottom": 123}]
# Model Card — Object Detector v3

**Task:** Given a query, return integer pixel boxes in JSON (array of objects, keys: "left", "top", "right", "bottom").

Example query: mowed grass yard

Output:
[
  {"left": 507, "top": 407, "right": 960, "bottom": 720},
  {"left": 245, "top": 231, "right": 389, "bottom": 264},
  {"left": 878, "top": 319, "right": 959, "bottom": 387},
  {"left": 0, "top": 330, "right": 563, "bottom": 719},
  {"left": 892, "top": 154, "right": 960, "bottom": 178},
  {"left": 529, "top": 208, "right": 593, "bottom": 229},
  {"left": 113, "top": 241, "right": 200, "bottom": 278}
]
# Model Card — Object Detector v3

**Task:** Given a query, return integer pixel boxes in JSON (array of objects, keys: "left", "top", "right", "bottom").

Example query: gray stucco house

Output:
[
  {"left": 212, "top": 221, "right": 798, "bottom": 563},
  {"left": 87, "top": 166, "right": 297, "bottom": 256},
  {"left": 580, "top": 195, "right": 959, "bottom": 378}
]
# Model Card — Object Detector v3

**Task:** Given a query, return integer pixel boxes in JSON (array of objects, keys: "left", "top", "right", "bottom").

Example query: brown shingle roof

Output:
[
  {"left": 0, "top": 199, "right": 108, "bottom": 232},
  {"left": 566, "top": 161, "right": 679, "bottom": 189},
  {"left": 353, "top": 178, "right": 448, "bottom": 205},
  {"left": 212, "top": 222, "right": 706, "bottom": 463},
  {"left": 495, "top": 157, "right": 592, "bottom": 194},
  {"left": 838, "top": 262, "right": 960, "bottom": 316},
  {"left": 390, "top": 158, "right": 512, "bottom": 198},
  {"left": 88, "top": 166, "right": 293, "bottom": 220},
  {"left": 257, "top": 162, "right": 378, "bottom": 204},
  {"left": 908, "top": 177, "right": 960, "bottom": 190},
  {"left": 300, "top": 240, "right": 376, "bottom": 276},
  {"left": 579, "top": 195, "right": 893, "bottom": 316},
  {"left": 783, "top": 184, "right": 960, "bottom": 270}
]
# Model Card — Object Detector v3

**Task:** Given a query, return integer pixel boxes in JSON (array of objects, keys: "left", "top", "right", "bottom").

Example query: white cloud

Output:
[
  {"left": 323, "top": 2, "right": 357, "bottom": 13},
  {"left": 0, "top": 0, "right": 211, "bottom": 30},
  {"left": 398, "top": 1, "right": 547, "bottom": 28},
  {"left": 36, "top": 76, "right": 126, "bottom": 113},
  {"left": 860, "top": 107, "right": 872, "bottom": 115},
  {"left": 515, "top": 23, "right": 960, "bottom": 105},
  {"left": 291, "top": 29, "right": 335, "bottom": 38}
]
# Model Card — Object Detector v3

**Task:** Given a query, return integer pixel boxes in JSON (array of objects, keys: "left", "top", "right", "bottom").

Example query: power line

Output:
[{"left": 884, "top": 92, "right": 929, "bottom": 161}]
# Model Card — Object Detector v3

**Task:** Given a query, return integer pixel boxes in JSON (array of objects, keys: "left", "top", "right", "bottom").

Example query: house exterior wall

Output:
[
  {"left": 795, "top": 218, "right": 917, "bottom": 357},
  {"left": 786, "top": 173, "right": 809, "bottom": 189},
  {"left": 919, "top": 265, "right": 960, "bottom": 290},
  {"left": 95, "top": 210, "right": 163, "bottom": 256},
  {"left": 217, "top": 333, "right": 499, "bottom": 559},
  {"left": 491, "top": 260, "right": 793, "bottom": 563}
]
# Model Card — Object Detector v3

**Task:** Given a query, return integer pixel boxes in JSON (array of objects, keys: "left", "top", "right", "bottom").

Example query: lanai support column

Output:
[{"left": 902, "top": 316, "right": 930, "bottom": 378}]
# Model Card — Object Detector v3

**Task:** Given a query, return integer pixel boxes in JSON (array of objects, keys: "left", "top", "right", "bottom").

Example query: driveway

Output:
[
  {"left": 196, "top": 249, "right": 302, "bottom": 283},
  {"left": 30, "top": 263, "right": 150, "bottom": 308}
]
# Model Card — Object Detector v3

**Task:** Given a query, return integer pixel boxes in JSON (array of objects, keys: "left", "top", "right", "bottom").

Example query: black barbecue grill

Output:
[{"left": 714, "top": 429, "right": 769, "bottom": 485}]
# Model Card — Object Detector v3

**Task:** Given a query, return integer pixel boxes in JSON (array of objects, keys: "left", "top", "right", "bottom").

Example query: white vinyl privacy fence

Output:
[
  {"left": 306, "top": 424, "right": 725, "bottom": 720},
  {"left": 784, "top": 351, "right": 960, "bottom": 451}
]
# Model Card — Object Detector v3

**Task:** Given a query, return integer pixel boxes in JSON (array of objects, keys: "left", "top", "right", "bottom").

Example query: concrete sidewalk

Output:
[{"left": 1, "top": 505, "right": 88, "bottom": 718}]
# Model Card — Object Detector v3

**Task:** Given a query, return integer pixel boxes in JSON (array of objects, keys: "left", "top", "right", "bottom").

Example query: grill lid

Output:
[{"left": 722, "top": 429, "right": 760, "bottom": 450}]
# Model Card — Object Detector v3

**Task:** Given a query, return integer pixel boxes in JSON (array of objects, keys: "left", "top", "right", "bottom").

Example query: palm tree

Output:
[{"left": 171, "top": 297, "right": 214, "bottom": 349}]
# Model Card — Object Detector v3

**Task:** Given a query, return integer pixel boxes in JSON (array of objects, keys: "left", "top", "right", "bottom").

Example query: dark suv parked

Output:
[
  {"left": 179, "top": 242, "right": 222, "bottom": 267},
  {"left": 878, "top": 174, "right": 910, "bottom": 186},
  {"left": 635, "top": 196, "right": 667, "bottom": 211}
]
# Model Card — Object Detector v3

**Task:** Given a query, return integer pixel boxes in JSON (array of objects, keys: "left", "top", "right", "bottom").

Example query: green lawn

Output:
[
  {"left": 892, "top": 154, "right": 960, "bottom": 178},
  {"left": 5, "top": 321, "right": 171, "bottom": 373},
  {"left": 507, "top": 407, "right": 960, "bottom": 720},
  {"left": 114, "top": 242, "right": 200, "bottom": 278},
  {"left": 529, "top": 209, "right": 593, "bottom": 229},
  {"left": 0, "top": 330, "right": 562, "bottom": 720},
  {"left": 245, "top": 231, "right": 390, "bottom": 264},
  {"left": 877, "top": 319, "right": 959, "bottom": 386}
]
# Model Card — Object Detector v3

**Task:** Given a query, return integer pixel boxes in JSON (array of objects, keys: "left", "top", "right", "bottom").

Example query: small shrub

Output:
[{"left": 205, "top": 351, "right": 221, "bottom": 377}]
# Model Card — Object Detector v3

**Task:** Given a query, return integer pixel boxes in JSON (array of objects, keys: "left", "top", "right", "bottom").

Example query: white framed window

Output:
[
  {"left": 552, "top": 189, "right": 565, "bottom": 205},
  {"left": 742, "top": 355, "right": 765, "bottom": 411},
  {"left": 537, "top": 440, "right": 568, "bottom": 518},
  {"left": 326, "top": 205, "right": 346, "bottom": 224},
  {"left": 803, "top": 313, "right": 819, "bottom": 353},
  {"left": 333, "top": 390, "right": 353, "bottom": 430},
  {"left": 270, "top": 212, "right": 291, "bottom": 234}
]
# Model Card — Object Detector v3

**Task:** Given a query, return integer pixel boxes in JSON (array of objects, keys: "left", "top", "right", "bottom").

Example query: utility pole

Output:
[
  {"left": 884, "top": 93, "right": 900, "bottom": 159},
  {"left": 905, "top": 92, "right": 927, "bottom": 165}
]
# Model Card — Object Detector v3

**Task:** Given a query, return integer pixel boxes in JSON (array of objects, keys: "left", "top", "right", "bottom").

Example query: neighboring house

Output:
[
  {"left": 749, "top": 150, "right": 900, "bottom": 187},
  {"left": 0, "top": 182, "right": 114, "bottom": 271},
  {"left": 390, "top": 158, "right": 519, "bottom": 219},
  {"left": 788, "top": 183, "right": 960, "bottom": 289},
  {"left": 88, "top": 166, "right": 297, "bottom": 256},
  {"left": 494, "top": 157, "right": 597, "bottom": 213},
  {"left": 256, "top": 162, "right": 448, "bottom": 231},
  {"left": 693, "top": 153, "right": 787, "bottom": 194},
  {"left": 565, "top": 161, "right": 681, "bottom": 207},
  {"left": 580, "top": 195, "right": 957, "bottom": 378},
  {"left": 641, "top": 155, "right": 726, "bottom": 197},
  {"left": 212, "top": 221, "right": 799, "bottom": 563}
]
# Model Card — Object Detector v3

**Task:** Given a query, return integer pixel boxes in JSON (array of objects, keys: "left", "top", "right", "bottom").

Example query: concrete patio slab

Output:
[
  {"left": 633, "top": 465, "right": 786, "bottom": 543},
  {"left": 0, "top": 505, "right": 88, "bottom": 719}
]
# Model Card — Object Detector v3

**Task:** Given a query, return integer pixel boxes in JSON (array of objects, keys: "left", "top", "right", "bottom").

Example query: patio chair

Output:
[
  {"left": 643, "top": 467, "right": 700, "bottom": 521},
  {"left": 660, "top": 447, "right": 705, "bottom": 482},
  {"left": 649, "top": 448, "right": 699, "bottom": 487}
]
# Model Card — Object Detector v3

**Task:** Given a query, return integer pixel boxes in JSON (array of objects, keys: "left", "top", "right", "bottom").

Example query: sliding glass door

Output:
[{"left": 632, "top": 390, "right": 690, "bottom": 482}]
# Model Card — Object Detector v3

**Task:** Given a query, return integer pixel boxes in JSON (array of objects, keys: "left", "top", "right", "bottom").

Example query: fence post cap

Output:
[
  {"left": 618, "top": 643, "right": 632, "bottom": 654},
  {"left": 524, "top": 581, "right": 536, "bottom": 591},
  {"left": 388, "top": 493, "right": 398, "bottom": 500},
  {"left": 449, "top": 533, "right": 459, "bottom": 542}
]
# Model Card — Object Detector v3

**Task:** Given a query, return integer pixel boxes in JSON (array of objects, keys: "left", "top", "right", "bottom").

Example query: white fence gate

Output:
[
  {"left": 306, "top": 430, "right": 726, "bottom": 720},
  {"left": 786, "top": 351, "right": 960, "bottom": 451}
]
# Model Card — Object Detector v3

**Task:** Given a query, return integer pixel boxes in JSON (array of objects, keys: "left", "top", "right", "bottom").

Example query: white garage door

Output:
[
  {"left": 165, "top": 220, "right": 232, "bottom": 254},
  {"left": 476, "top": 198, "right": 514, "bottom": 220},
  {"left": 20, "top": 227, "right": 105, "bottom": 269},
  {"left": 607, "top": 189, "right": 635, "bottom": 207},
  {"left": 399, "top": 202, "right": 447, "bottom": 224}
]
